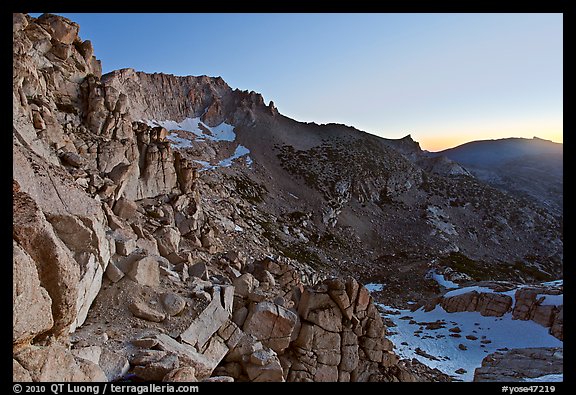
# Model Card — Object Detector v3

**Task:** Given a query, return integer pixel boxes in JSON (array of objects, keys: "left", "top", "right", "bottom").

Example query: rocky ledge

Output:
[
  {"left": 436, "top": 281, "right": 563, "bottom": 340},
  {"left": 474, "top": 348, "right": 563, "bottom": 382}
]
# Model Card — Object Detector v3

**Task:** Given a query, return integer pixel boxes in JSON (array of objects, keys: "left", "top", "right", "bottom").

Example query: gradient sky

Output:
[{"left": 30, "top": 13, "right": 563, "bottom": 151}]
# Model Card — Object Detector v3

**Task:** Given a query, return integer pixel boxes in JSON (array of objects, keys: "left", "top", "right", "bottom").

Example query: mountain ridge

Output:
[
  {"left": 429, "top": 137, "right": 562, "bottom": 215},
  {"left": 430, "top": 136, "right": 561, "bottom": 153}
]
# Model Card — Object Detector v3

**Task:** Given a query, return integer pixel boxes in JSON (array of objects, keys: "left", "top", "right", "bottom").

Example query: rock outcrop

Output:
[
  {"left": 512, "top": 287, "right": 563, "bottom": 341},
  {"left": 13, "top": 240, "right": 54, "bottom": 348},
  {"left": 15, "top": 342, "right": 107, "bottom": 382},
  {"left": 441, "top": 290, "right": 513, "bottom": 317},
  {"left": 439, "top": 282, "right": 563, "bottom": 340},
  {"left": 13, "top": 12, "right": 116, "bottom": 380},
  {"left": 285, "top": 278, "right": 398, "bottom": 382},
  {"left": 474, "top": 348, "right": 563, "bottom": 382}
]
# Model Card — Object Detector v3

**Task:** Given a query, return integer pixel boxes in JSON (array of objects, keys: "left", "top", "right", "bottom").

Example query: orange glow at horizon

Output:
[
  {"left": 412, "top": 121, "right": 563, "bottom": 152},
  {"left": 419, "top": 133, "right": 563, "bottom": 152}
]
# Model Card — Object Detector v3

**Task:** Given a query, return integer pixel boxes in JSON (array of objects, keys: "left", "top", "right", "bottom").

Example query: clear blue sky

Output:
[{"left": 30, "top": 13, "right": 563, "bottom": 151}]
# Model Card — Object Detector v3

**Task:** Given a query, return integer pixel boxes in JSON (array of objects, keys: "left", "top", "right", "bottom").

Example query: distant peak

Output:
[
  {"left": 381, "top": 133, "right": 423, "bottom": 157},
  {"left": 533, "top": 136, "right": 552, "bottom": 142},
  {"left": 397, "top": 134, "right": 420, "bottom": 148}
]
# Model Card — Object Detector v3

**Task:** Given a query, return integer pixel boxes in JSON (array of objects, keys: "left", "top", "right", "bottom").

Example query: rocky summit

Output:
[{"left": 13, "top": 13, "right": 562, "bottom": 382}]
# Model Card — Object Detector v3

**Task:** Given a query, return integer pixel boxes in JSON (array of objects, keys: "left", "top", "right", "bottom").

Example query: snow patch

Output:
[
  {"left": 427, "top": 270, "right": 459, "bottom": 289},
  {"left": 444, "top": 286, "right": 497, "bottom": 298},
  {"left": 541, "top": 280, "right": 563, "bottom": 287},
  {"left": 218, "top": 145, "right": 250, "bottom": 168},
  {"left": 365, "top": 283, "right": 385, "bottom": 293},
  {"left": 522, "top": 374, "right": 563, "bottom": 382},
  {"left": 192, "top": 146, "right": 251, "bottom": 172},
  {"left": 143, "top": 118, "right": 254, "bottom": 171},
  {"left": 193, "top": 160, "right": 211, "bottom": 167},
  {"left": 234, "top": 224, "right": 244, "bottom": 232},
  {"left": 209, "top": 122, "right": 236, "bottom": 142},
  {"left": 380, "top": 304, "right": 562, "bottom": 382},
  {"left": 193, "top": 160, "right": 217, "bottom": 172},
  {"left": 537, "top": 294, "right": 563, "bottom": 306},
  {"left": 166, "top": 134, "right": 194, "bottom": 149},
  {"left": 145, "top": 117, "right": 236, "bottom": 142}
]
